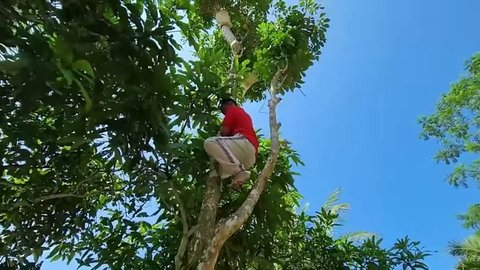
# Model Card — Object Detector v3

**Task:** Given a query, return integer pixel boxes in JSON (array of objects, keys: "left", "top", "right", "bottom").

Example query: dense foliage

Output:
[{"left": 421, "top": 53, "right": 480, "bottom": 269}]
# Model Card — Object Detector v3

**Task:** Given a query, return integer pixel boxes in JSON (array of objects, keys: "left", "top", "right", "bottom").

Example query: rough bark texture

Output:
[{"left": 185, "top": 162, "right": 222, "bottom": 269}]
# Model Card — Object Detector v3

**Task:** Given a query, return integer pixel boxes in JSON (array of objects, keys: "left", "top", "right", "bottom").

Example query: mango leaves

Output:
[{"left": 0, "top": 0, "right": 176, "bottom": 264}]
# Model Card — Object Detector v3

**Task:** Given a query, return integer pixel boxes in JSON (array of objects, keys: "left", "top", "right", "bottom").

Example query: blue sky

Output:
[
  {"left": 246, "top": 0, "right": 480, "bottom": 269},
  {"left": 42, "top": 0, "right": 480, "bottom": 269}
]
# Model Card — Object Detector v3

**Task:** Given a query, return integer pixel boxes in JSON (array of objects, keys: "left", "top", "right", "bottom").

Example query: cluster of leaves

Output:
[
  {"left": 450, "top": 232, "right": 480, "bottom": 270},
  {"left": 214, "top": 191, "right": 431, "bottom": 270},
  {"left": 420, "top": 53, "right": 480, "bottom": 187},
  {"left": 252, "top": 0, "right": 329, "bottom": 91},
  {"left": 264, "top": 192, "right": 430, "bottom": 270},
  {"left": 174, "top": 0, "right": 329, "bottom": 101},
  {"left": 0, "top": 0, "right": 178, "bottom": 264},
  {"left": 420, "top": 52, "right": 480, "bottom": 268}
]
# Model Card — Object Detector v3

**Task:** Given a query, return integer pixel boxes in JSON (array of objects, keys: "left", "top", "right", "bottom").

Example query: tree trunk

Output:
[{"left": 185, "top": 171, "right": 222, "bottom": 269}]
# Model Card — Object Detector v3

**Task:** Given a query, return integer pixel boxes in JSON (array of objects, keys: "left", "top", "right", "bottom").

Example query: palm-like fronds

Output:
[{"left": 450, "top": 232, "right": 480, "bottom": 270}]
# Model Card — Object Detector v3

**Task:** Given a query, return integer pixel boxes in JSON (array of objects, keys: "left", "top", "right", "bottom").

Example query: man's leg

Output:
[
  {"left": 208, "top": 157, "right": 221, "bottom": 178},
  {"left": 204, "top": 135, "right": 255, "bottom": 187}
]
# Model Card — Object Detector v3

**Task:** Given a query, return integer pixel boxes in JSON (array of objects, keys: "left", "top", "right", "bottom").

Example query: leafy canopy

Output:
[{"left": 420, "top": 52, "right": 480, "bottom": 269}]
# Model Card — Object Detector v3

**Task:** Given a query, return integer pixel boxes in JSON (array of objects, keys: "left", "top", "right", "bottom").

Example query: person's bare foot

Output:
[{"left": 229, "top": 171, "right": 250, "bottom": 190}]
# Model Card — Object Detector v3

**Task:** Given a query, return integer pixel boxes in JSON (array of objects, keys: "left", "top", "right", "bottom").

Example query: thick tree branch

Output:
[
  {"left": 188, "top": 178, "right": 221, "bottom": 267},
  {"left": 197, "top": 67, "right": 285, "bottom": 269},
  {"left": 186, "top": 165, "right": 222, "bottom": 269},
  {"left": 189, "top": 9, "right": 287, "bottom": 270},
  {"left": 215, "top": 10, "right": 242, "bottom": 55}
]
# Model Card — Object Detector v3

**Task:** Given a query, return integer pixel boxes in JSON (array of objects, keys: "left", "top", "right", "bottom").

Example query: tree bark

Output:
[
  {"left": 215, "top": 10, "right": 242, "bottom": 55},
  {"left": 185, "top": 164, "right": 222, "bottom": 269}
]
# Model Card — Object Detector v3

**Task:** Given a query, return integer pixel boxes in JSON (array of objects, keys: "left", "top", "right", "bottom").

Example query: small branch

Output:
[
  {"left": 176, "top": 117, "right": 190, "bottom": 143},
  {"left": 188, "top": 174, "right": 221, "bottom": 269},
  {"left": 175, "top": 233, "right": 189, "bottom": 270},
  {"left": 171, "top": 181, "right": 191, "bottom": 270},
  {"left": 31, "top": 193, "right": 85, "bottom": 203},
  {"left": 9, "top": 193, "right": 86, "bottom": 210},
  {"left": 215, "top": 10, "right": 242, "bottom": 55},
  {"left": 188, "top": 225, "right": 198, "bottom": 237},
  {"left": 299, "top": 89, "right": 306, "bottom": 97},
  {"left": 175, "top": 104, "right": 193, "bottom": 143},
  {"left": 170, "top": 182, "right": 189, "bottom": 234},
  {"left": 131, "top": 200, "right": 149, "bottom": 218},
  {"left": 0, "top": 181, "right": 24, "bottom": 188}
]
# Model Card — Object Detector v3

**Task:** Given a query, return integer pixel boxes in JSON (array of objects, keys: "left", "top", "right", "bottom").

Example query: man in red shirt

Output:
[{"left": 204, "top": 98, "right": 259, "bottom": 189}]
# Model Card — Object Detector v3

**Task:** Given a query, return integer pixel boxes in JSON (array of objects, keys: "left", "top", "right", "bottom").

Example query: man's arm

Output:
[
  {"left": 219, "top": 108, "right": 235, "bottom": 136},
  {"left": 219, "top": 126, "right": 230, "bottom": 136}
]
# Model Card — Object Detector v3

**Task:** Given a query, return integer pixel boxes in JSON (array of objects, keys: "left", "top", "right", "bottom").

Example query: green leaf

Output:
[
  {"left": 32, "top": 248, "right": 42, "bottom": 262},
  {"left": 53, "top": 38, "right": 74, "bottom": 64},
  {"left": 57, "top": 62, "right": 73, "bottom": 85},
  {"left": 51, "top": 253, "right": 62, "bottom": 262},
  {"left": 72, "top": 59, "right": 94, "bottom": 77},
  {"left": 74, "top": 78, "right": 93, "bottom": 112},
  {"left": 46, "top": 245, "right": 62, "bottom": 260}
]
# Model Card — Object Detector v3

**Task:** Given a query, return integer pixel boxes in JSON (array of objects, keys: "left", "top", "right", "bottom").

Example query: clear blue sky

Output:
[
  {"left": 43, "top": 0, "right": 480, "bottom": 269},
  {"left": 245, "top": 0, "right": 480, "bottom": 269}
]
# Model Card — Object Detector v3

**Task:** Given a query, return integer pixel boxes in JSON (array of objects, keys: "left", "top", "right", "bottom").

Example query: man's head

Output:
[{"left": 219, "top": 97, "right": 237, "bottom": 115}]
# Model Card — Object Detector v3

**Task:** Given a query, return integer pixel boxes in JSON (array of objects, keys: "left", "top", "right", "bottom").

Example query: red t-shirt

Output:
[{"left": 221, "top": 106, "right": 259, "bottom": 153}]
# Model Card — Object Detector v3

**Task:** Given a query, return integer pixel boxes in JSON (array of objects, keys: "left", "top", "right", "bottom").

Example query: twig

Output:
[
  {"left": 299, "top": 89, "right": 306, "bottom": 97},
  {"left": 188, "top": 225, "right": 198, "bottom": 237},
  {"left": 132, "top": 200, "right": 149, "bottom": 218},
  {"left": 10, "top": 193, "right": 86, "bottom": 210},
  {"left": 0, "top": 181, "right": 24, "bottom": 188}
]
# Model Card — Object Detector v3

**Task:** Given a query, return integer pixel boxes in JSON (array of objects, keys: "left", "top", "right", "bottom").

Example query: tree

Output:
[
  {"left": 0, "top": 0, "right": 430, "bottom": 269},
  {"left": 450, "top": 232, "right": 480, "bottom": 270},
  {"left": 420, "top": 52, "right": 480, "bottom": 269},
  {"left": 268, "top": 190, "right": 431, "bottom": 270},
  {"left": 1, "top": 0, "right": 327, "bottom": 268}
]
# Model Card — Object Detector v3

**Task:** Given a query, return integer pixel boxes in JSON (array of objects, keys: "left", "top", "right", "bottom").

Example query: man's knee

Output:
[{"left": 203, "top": 137, "right": 217, "bottom": 153}]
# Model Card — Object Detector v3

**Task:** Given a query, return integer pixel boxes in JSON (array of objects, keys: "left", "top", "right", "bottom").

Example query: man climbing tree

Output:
[{"left": 204, "top": 97, "right": 258, "bottom": 189}]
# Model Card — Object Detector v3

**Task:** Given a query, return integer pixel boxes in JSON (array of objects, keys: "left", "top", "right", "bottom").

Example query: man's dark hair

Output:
[{"left": 219, "top": 97, "right": 237, "bottom": 107}]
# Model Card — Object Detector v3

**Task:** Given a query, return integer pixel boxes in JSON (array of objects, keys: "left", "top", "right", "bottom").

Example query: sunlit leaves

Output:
[
  {"left": 420, "top": 53, "right": 480, "bottom": 186},
  {"left": 0, "top": 0, "right": 176, "bottom": 264},
  {"left": 268, "top": 198, "right": 431, "bottom": 270},
  {"left": 420, "top": 52, "right": 480, "bottom": 269}
]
